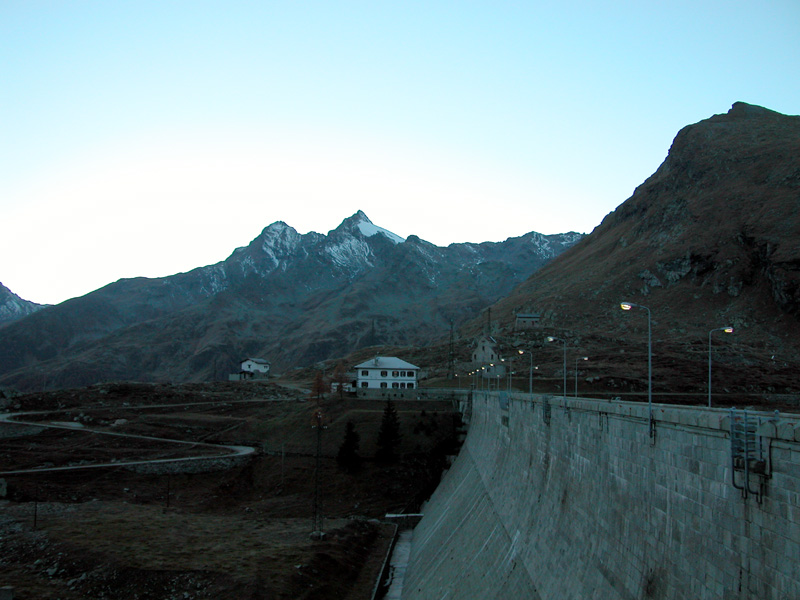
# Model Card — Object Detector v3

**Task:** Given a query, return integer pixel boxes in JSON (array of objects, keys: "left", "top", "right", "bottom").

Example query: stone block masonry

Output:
[{"left": 403, "top": 393, "right": 800, "bottom": 599}]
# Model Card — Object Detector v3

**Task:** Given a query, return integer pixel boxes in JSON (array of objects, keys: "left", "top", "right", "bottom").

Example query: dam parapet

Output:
[{"left": 404, "top": 392, "right": 800, "bottom": 599}]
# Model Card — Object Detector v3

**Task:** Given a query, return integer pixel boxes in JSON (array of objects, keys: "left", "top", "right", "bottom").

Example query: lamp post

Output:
[
  {"left": 574, "top": 356, "right": 588, "bottom": 397},
  {"left": 620, "top": 302, "right": 653, "bottom": 437},
  {"left": 546, "top": 337, "right": 567, "bottom": 400},
  {"left": 708, "top": 326, "right": 734, "bottom": 407},
  {"left": 518, "top": 350, "right": 533, "bottom": 397}
]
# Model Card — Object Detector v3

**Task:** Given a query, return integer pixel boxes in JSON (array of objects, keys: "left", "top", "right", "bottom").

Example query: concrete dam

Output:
[{"left": 402, "top": 392, "right": 800, "bottom": 599}]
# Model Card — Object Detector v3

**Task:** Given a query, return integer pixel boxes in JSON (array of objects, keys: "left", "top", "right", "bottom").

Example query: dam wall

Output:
[{"left": 403, "top": 392, "right": 800, "bottom": 599}]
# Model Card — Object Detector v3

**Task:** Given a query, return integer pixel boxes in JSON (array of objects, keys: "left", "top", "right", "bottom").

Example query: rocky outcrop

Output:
[{"left": 0, "top": 282, "right": 43, "bottom": 325}]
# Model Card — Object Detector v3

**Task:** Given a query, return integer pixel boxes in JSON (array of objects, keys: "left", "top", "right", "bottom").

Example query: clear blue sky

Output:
[{"left": 2, "top": 1, "right": 798, "bottom": 305}]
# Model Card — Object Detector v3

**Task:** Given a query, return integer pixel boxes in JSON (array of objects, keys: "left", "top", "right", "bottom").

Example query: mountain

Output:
[
  {"left": 0, "top": 283, "right": 44, "bottom": 325},
  {"left": 0, "top": 211, "right": 581, "bottom": 391},
  {"left": 469, "top": 102, "right": 800, "bottom": 395}
]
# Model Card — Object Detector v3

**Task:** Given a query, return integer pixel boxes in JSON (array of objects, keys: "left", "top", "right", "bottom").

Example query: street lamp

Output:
[
  {"left": 547, "top": 336, "right": 567, "bottom": 400},
  {"left": 574, "top": 356, "right": 588, "bottom": 397},
  {"left": 708, "top": 326, "right": 734, "bottom": 407},
  {"left": 620, "top": 301, "right": 654, "bottom": 437},
  {"left": 518, "top": 349, "right": 533, "bottom": 397}
]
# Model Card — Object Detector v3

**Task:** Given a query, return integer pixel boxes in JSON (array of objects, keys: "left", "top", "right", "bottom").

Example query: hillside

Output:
[{"left": 464, "top": 102, "right": 800, "bottom": 399}]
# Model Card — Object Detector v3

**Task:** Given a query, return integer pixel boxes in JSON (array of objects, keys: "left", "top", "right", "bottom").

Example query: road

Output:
[{"left": 0, "top": 399, "right": 265, "bottom": 476}]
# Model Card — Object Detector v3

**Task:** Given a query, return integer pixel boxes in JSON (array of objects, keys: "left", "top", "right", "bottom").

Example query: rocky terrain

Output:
[
  {"left": 0, "top": 381, "right": 462, "bottom": 599},
  {"left": 459, "top": 102, "right": 800, "bottom": 401},
  {"left": 0, "top": 212, "right": 580, "bottom": 392},
  {"left": 0, "top": 282, "right": 42, "bottom": 325}
]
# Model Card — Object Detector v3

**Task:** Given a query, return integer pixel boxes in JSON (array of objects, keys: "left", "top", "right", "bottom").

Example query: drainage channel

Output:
[{"left": 382, "top": 529, "right": 413, "bottom": 599}]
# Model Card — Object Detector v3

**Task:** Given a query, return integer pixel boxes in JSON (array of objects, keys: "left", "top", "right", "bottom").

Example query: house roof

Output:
[
  {"left": 355, "top": 356, "right": 419, "bottom": 370},
  {"left": 242, "top": 357, "right": 270, "bottom": 365}
]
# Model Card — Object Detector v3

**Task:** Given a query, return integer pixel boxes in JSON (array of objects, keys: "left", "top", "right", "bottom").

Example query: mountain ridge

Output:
[
  {"left": 462, "top": 101, "right": 800, "bottom": 395},
  {"left": 0, "top": 213, "right": 581, "bottom": 391}
]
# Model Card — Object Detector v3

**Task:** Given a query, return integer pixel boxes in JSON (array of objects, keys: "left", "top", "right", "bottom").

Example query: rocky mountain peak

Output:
[
  {"left": 0, "top": 282, "right": 43, "bottom": 325},
  {"left": 332, "top": 211, "right": 405, "bottom": 244},
  {"left": 725, "top": 101, "right": 785, "bottom": 120}
]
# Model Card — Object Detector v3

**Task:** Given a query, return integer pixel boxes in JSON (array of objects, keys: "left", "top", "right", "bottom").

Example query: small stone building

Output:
[{"left": 514, "top": 312, "right": 541, "bottom": 329}]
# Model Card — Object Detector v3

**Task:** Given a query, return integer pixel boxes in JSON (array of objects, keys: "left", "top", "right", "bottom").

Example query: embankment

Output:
[{"left": 403, "top": 392, "right": 800, "bottom": 599}]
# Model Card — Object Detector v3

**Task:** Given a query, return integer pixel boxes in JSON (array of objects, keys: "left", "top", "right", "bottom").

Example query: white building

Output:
[
  {"left": 472, "top": 335, "right": 506, "bottom": 378},
  {"left": 241, "top": 358, "right": 270, "bottom": 375},
  {"left": 229, "top": 357, "right": 270, "bottom": 381},
  {"left": 355, "top": 357, "right": 419, "bottom": 390}
]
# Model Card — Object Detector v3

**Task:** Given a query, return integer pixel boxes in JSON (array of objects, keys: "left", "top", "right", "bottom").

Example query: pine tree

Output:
[
  {"left": 375, "top": 400, "right": 402, "bottom": 464},
  {"left": 337, "top": 421, "right": 361, "bottom": 473}
]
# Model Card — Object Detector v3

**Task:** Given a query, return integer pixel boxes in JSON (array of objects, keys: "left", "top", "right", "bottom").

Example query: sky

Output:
[{"left": 1, "top": 1, "right": 798, "bottom": 305}]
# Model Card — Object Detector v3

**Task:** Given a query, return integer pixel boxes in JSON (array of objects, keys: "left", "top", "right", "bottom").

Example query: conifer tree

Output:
[
  {"left": 337, "top": 421, "right": 361, "bottom": 473},
  {"left": 376, "top": 400, "right": 402, "bottom": 463}
]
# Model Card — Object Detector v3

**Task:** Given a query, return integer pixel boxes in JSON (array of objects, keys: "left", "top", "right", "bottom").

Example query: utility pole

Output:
[
  {"left": 448, "top": 320, "right": 455, "bottom": 380},
  {"left": 311, "top": 410, "right": 326, "bottom": 540}
]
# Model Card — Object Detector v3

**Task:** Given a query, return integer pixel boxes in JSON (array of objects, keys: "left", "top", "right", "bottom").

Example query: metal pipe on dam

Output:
[{"left": 402, "top": 392, "right": 800, "bottom": 599}]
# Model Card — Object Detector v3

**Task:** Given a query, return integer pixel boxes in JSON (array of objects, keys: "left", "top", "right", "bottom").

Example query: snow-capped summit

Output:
[
  {"left": 353, "top": 211, "right": 405, "bottom": 244},
  {"left": 334, "top": 211, "right": 405, "bottom": 244}
]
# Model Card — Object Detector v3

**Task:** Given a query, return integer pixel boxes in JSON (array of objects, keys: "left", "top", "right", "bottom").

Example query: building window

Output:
[
  {"left": 392, "top": 382, "right": 399, "bottom": 388},
  {"left": 361, "top": 382, "right": 368, "bottom": 388},
  {"left": 381, "top": 370, "right": 388, "bottom": 377},
  {"left": 380, "top": 382, "right": 388, "bottom": 388},
  {"left": 407, "top": 383, "right": 414, "bottom": 389},
  {"left": 392, "top": 370, "right": 399, "bottom": 377}
]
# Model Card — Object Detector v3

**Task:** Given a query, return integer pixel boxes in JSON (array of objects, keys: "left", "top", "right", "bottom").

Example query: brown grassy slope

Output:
[{"left": 463, "top": 102, "right": 800, "bottom": 396}]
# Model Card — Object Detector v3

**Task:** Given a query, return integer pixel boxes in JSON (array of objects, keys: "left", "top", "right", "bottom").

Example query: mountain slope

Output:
[
  {"left": 472, "top": 102, "right": 800, "bottom": 395},
  {"left": 0, "top": 283, "right": 44, "bottom": 325},
  {"left": 0, "top": 211, "right": 581, "bottom": 390}
]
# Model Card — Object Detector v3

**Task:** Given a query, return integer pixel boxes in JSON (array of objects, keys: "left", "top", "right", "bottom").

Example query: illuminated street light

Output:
[
  {"left": 708, "top": 326, "right": 734, "bottom": 407},
  {"left": 547, "top": 336, "right": 567, "bottom": 400},
  {"left": 574, "top": 356, "right": 588, "bottom": 397},
  {"left": 620, "top": 302, "right": 654, "bottom": 437}
]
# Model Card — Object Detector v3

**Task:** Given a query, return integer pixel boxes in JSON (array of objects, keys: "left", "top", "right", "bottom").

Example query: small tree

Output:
[
  {"left": 337, "top": 421, "right": 362, "bottom": 473},
  {"left": 310, "top": 371, "right": 327, "bottom": 403},
  {"left": 376, "top": 400, "right": 402, "bottom": 464},
  {"left": 331, "top": 361, "right": 350, "bottom": 399}
]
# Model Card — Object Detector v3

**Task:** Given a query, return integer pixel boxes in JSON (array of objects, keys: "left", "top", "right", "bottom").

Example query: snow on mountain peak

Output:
[{"left": 350, "top": 211, "right": 404, "bottom": 244}]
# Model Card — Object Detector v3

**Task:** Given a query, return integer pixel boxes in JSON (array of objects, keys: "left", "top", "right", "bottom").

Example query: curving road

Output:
[{"left": 0, "top": 400, "right": 266, "bottom": 476}]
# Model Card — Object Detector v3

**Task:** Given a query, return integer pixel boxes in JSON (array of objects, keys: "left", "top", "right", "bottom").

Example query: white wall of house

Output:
[
  {"left": 471, "top": 336, "right": 499, "bottom": 364},
  {"left": 355, "top": 357, "right": 419, "bottom": 390},
  {"left": 241, "top": 358, "right": 270, "bottom": 374}
]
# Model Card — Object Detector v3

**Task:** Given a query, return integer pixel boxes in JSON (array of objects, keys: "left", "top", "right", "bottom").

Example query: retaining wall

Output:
[{"left": 403, "top": 392, "right": 800, "bottom": 599}]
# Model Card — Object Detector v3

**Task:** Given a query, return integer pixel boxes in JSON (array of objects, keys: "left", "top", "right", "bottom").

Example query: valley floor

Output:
[{"left": 0, "top": 382, "right": 459, "bottom": 599}]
